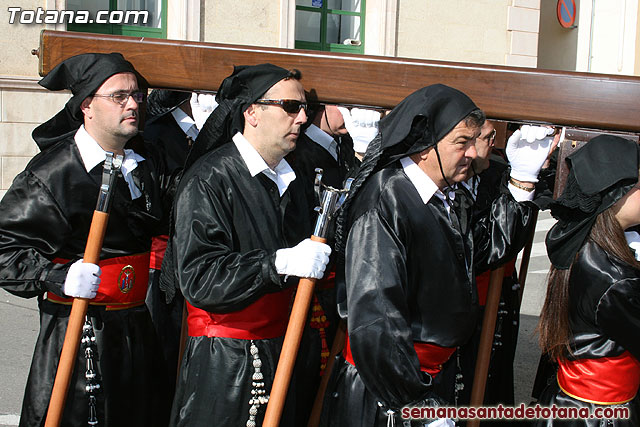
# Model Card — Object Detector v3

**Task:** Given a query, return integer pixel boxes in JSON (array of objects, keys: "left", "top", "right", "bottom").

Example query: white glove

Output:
[
  {"left": 338, "top": 107, "right": 381, "bottom": 153},
  {"left": 506, "top": 125, "right": 554, "bottom": 182},
  {"left": 625, "top": 231, "right": 640, "bottom": 261},
  {"left": 63, "top": 259, "right": 101, "bottom": 299},
  {"left": 190, "top": 93, "right": 218, "bottom": 131},
  {"left": 274, "top": 238, "right": 332, "bottom": 279}
]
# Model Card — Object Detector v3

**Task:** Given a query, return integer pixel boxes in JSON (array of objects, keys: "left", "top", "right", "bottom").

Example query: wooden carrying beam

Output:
[{"left": 37, "top": 30, "right": 640, "bottom": 133}]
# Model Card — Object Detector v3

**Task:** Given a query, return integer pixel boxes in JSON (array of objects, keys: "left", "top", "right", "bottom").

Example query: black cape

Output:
[
  {"left": 166, "top": 141, "right": 314, "bottom": 426},
  {"left": 534, "top": 240, "right": 640, "bottom": 426},
  {"left": 0, "top": 135, "right": 173, "bottom": 427},
  {"left": 320, "top": 159, "right": 535, "bottom": 426}
]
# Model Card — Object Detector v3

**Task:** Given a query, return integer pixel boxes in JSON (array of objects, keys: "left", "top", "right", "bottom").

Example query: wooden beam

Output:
[{"left": 37, "top": 30, "right": 640, "bottom": 133}]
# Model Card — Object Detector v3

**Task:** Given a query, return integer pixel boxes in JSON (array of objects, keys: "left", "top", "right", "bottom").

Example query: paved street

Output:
[{"left": 0, "top": 212, "right": 556, "bottom": 426}]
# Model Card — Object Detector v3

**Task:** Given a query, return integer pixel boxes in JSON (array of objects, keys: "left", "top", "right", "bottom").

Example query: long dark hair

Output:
[{"left": 538, "top": 208, "right": 640, "bottom": 360}]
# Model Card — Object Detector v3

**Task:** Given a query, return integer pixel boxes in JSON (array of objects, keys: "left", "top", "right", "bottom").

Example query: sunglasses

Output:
[
  {"left": 255, "top": 99, "right": 308, "bottom": 114},
  {"left": 93, "top": 91, "right": 146, "bottom": 107}
]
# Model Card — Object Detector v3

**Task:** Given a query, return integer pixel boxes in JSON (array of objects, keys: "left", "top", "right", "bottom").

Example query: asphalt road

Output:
[{"left": 0, "top": 211, "right": 556, "bottom": 426}]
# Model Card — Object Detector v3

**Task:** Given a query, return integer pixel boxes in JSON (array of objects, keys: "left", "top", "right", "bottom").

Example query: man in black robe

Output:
[
  {"left": 285, "top": 100, "right": 363, "bottom": 425},
  {"left": 319, "top": 84, "right": 537, "bottom": 426},
  {"left": 451, "top": 122, "right": 553, "bottom": 417},
  {"left": 143, "top": 89, "right": 204, "bottom": 399},
  {"left": 164, "top": 64, "right": 331, "bottom": 427},
  {"left": 0, "top": 53, "right": 173, "bottom": 426}
]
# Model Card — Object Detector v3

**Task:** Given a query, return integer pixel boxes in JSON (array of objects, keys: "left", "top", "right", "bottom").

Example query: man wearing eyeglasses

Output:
[
  {"left": 0, "top": 53, "right": 174, "bottom": 427},
  {"left": 434, "top": 121, "right": 555, "bottom": 412},
  {"left": 163, "top": 63, "right": 330, "bottom": 427}
]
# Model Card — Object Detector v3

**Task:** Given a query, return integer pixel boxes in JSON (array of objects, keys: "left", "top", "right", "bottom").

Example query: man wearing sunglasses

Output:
[
  {"left": 0, "top": 53, "right": 174, "bottom": 426},
  {"left": 164, "top": 63, "right": 331, "bottom": 427}
]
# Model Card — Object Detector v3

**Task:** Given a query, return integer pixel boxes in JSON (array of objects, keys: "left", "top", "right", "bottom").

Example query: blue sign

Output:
[
  {"left": 312, "top": 0, "right": 323, "bottom": 7},
  {"left": 557, "top": 0, "right": 576, "bottom": 28}
]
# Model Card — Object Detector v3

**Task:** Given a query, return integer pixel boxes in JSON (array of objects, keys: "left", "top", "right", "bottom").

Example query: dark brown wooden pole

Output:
[
  {"left": 44, "top": 211, "right": 109, "bottom": 427},
  {"left": 468, "top": 266, "right": 505, "bottom": 427},
  {"left": 307, "top": 319, "right": 346, "bottom": 427},
  {"left": 517, "top": 210, "right": 539, "bottom": 303},
  {"left": 263, "top": 235, "right": 327, "bottom": 427}
]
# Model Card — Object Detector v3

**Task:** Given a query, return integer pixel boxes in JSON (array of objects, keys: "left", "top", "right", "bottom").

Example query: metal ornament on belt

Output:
[
  {"left": 118, "top": 265, "right": 135, "bottom": 294},
  {"left": 312, "top": 168, "right": 354, "bottom": 239}
]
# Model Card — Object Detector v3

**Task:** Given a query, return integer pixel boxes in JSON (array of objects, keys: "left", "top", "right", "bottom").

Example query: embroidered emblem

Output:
[{"left": 118, "top": 265, "right": 135, "bottom": 294}]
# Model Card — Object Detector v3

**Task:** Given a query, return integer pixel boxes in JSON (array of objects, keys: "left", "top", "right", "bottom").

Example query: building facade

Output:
[{"left": 1, "top": 0, "right": 639, "bottom": 198}]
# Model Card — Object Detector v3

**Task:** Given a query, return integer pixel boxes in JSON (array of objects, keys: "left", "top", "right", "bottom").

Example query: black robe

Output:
[
  {"left": 0, "top": 136, "right": 172, "bottom": 427},
  {"left": 142, "top": 111, "right": 192, "bottom": 397},
  {"left": 534, "top": 241, "right": 640, "bottom": 427},
  {"left": 320, "top": 161, "right": 535, "bottom": 427},
  {"left": 453, "top": 157, "right": 536, "bottom": 413},
  {"left": 167, "top": 141, "right": 314, "bottom": 427}
]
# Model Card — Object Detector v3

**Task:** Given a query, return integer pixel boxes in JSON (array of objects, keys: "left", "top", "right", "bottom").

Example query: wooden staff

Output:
[
  {"left": 263, "top": 173, "right": 352, "bottom": 427},
  {"left": 468, "top": 266, "right": 505, "bottom": 427},
  {"left": 45, "top": 153, "right": 122, "bottom": 427}
]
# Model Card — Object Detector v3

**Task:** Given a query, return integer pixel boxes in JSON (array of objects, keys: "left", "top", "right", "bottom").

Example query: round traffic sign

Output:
[{"left": 557, "top": 0, "right": 576, "bottom": 28}]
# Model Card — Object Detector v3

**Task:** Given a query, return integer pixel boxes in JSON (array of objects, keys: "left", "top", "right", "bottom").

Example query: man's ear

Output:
[
  {"left": 418, "top": 146, "right": 433, "bottom": 160},
  {"left": 80, "top": 97, "right": 93, "bottom": 119},
  {"left": 244, "top": 104, "right": 258, "bottom": 127}
]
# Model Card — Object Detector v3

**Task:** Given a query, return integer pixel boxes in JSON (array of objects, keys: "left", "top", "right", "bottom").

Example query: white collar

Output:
[
  {"left": 232, "top": 132, "right": 296, "bottom": 196},
  {"left": 305, "top": 124, "right": 338, "bottom": 161},
  {"left": 400, "top": 156, "right": 455, "bottom": 216},
  {"left": 171, "top": 108, "right": 199, "bottom": 139},
  {"left": 74, "top": 125, "right": 145, "bottom": 199},
  {"left": 400, "top": 156, "right": 440, "bottom": 204}
]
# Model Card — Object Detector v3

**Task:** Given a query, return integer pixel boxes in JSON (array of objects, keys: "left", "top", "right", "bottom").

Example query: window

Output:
[
  {"left": 67, "top": 0, "right": 167, "bottom": 39},
  {"left": 295, "top": 0, "right": 365, "bottom": 53}
]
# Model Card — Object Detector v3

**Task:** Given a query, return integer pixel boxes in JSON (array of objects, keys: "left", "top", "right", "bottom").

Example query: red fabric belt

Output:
[
  {"left": 149, "top": 235, "right": 168, "bottom": 270},
  {"left": 46, "top": 253, "right": 150, "bottom": 310},
  {"left": 476, "top": 258, "right": 516, "bottom": 306},
  {"left": 557, "top": 351, "right": 640, "bottom": 405},
  {"left": 187, "top": 287, "right": 295, "bottom": 340},
  {"left": 342, "top": 333, "right": 455, "bottom": 377}
]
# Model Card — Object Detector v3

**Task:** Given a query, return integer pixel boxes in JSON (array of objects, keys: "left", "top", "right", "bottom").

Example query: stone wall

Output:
[{"left": 0, "top": 77, "right": 70, "bottom": 200}]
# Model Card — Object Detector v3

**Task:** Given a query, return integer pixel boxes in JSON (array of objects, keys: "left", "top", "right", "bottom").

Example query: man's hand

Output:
[
  {"left": 275, "top": 238, "right": 331, "bottom": 279},
  {"left": 63, "top": 259, "right": 101, "bottom": 299},
  {"left": 506, "top": 125, "right": 554, "bottom": 183},
  {"left": 338, "top": 107, "right": 381, "bottom": 153}
]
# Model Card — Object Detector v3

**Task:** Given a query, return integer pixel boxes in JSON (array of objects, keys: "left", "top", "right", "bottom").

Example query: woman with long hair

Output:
[{"left": 537, "top": 134, "right": 640, "bottom": 426}]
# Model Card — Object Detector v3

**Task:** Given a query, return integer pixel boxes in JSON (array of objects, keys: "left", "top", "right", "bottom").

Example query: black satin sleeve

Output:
[
  {"left": 0, "top": 171, "right": 70, "bottom": 298},
  {"left": 472, "top": 173, "right": 536, "bottom": 273},
  {"left": 596, "top": 278, "right": 640, "bottom": 360},
  {"left": 172, "top": 174, "right": 284, "bottom": 313},
  {"left": 345, "top": 209, "right": 433, "bottom": 411}
]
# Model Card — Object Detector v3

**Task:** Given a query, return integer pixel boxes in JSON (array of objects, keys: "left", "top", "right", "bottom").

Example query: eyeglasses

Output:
[
  {"left": 480, "top": 128, "right": 497, "bottom": 146},
  {"left": 92, "top": 91, "right": 146, "bottom": 107},
  {"left": 255, "top": 99, "right": 308, "bottom": 114}
]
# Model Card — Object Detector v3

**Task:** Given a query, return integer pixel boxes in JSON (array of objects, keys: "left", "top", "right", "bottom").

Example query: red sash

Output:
[
  {"left": 187, "top": 287, "right": 295, "bottom": 340},
  {"left": 46, "top": 253, "right": 150, "bottom": 310},
  {"left": 149, "top": 235, "right": 168, "bottom": 270},
  {"left": 557, "top": 351, "right": 640, "bottom": 404},
  {"left": 343, "top": 333, "right": 455, "bottom": 377}
]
